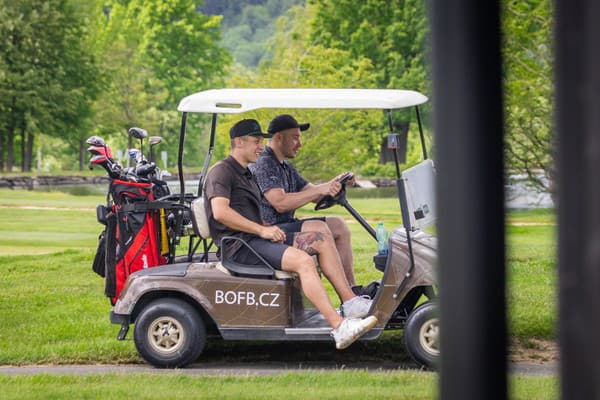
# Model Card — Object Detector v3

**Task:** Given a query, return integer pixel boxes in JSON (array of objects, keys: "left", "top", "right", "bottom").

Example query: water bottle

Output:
[{"left": 376, "top": 222, "right": 388, "bottom": 255}]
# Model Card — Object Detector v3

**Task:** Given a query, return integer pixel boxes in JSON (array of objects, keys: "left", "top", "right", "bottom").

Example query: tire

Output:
[
  {"left": 133, "top": 298, "right": 206, "bottom": 368},
  {"left": 404, "top": 301, "right": 439, "bottom": 369}
]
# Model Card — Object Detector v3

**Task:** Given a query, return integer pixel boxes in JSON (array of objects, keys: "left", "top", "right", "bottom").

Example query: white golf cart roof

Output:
[{"left": 177, "top": 88, "right": 428, "bottom": 113}]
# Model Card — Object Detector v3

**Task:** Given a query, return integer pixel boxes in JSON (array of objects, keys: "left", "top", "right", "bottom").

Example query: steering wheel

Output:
[{"left": 314, "top": 172, "right": 354, "bottom": 211}]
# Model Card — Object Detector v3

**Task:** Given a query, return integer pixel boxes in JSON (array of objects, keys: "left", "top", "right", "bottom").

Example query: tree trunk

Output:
[
  {"left": 79, "top": 136, "right": 85, "bottom": 171},
  {"left": 0, "top": 133, "right": 4, "bottom": 172},
  {"left": 25, "top": 132, "right": 34, "bottom": 172},
  {"left": 20, "top": 123, "right": 26, "bottom": 172},
  {"left": 7, "top": 125, "right": 14, "bottom": 172},
  {"left": 6, "top": 97, "right": 16, "bottom": 172}
]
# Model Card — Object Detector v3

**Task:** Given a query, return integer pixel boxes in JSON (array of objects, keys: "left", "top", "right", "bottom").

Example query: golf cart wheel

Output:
[
  {"left": 404, "top": 301, "right": 439, "bottom": 369},
  {"left": 133, "top": 298, "right": 206, "bottom": 368}
]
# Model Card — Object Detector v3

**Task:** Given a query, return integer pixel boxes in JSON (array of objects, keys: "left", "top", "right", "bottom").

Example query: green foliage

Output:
[
  {"left": 309, "top": 0, "right": 429, "bottom": 93},
  {"left": 89, "top": 0, "right": 230, "bottom": 168},
  {"left": 201, "top": 0, "right": 301, "bottom": 67},
  {"left": 502, "top": 0, "right": 554, "bottom": 194},
  {"left": 220, "top": 2, "right": 433, "bottom": 180},
  {"left": 224, "top": 4, "right": 426, "bottom": 180},
  {"left": 0, "top": 0, "right": 101, "bottom": 171}
]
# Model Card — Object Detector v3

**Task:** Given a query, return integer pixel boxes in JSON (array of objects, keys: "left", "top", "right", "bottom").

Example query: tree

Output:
[
  {"left": 502, "top": 0, "right": 554, "bottom": 195},
  {"left": 225, "top": 5, "right": 406, "bottom": 179},
  {"left": 91, "top": 0, "right": 230, "bottom": 168},
  {"left": 306, "top": 0, "right": 432, "bottom": 176},
  {"left": 309, "top": 0, "right": 429, "bottom": 92},
  {"left": 201, "top": 0, "right": 301, "bottom": 67},
  {"left": 0, "top": 0, "right": 100, "bottom": 172}
]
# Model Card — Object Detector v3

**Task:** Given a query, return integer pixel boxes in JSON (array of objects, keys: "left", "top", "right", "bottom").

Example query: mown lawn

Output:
[
  {"left": 0, "top": 188, "right": 557, "bottom": 398},
  {"left": 0, "top": 372, "right": 558, "bottom": 400}
]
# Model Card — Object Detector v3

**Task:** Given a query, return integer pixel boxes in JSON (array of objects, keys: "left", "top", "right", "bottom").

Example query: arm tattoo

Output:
[{"left": 293, "top": 232, "right": 324, "bottom": 256}]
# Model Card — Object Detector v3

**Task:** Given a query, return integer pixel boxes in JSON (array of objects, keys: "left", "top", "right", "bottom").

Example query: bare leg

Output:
[
  {"left": 293, "top": 231, "right": 355, "bottom": 303},
  {"left": 281, "top": 247, "right": 343, "bottom": 329},
  {"left": 300, "top": 219, "right": 356, "bottom": 286},
  {"left": 325, "top": 216, "right": 356, "bottom": 286}
]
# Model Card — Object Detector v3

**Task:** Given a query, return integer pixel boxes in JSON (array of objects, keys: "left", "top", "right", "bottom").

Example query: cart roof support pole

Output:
[
  {"left": 198, "top": 113, "right": 218, "bottom": 194},
  {"left": 415, "top": 106, "right": 428, "bottom": 160},
  {"left": 431, "top": 1, "right": 507, "bottom": 399},
  {"left": 385, "top": 110, "right": 416, "bottom": 296},
  {"left": 177, "top": 112, "right": 188, "bottom": 202}
]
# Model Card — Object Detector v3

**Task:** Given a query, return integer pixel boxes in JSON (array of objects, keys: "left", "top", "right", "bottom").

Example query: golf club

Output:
[
  {"left": 128, "top": 127, "right": 147, "bottom": 164},
  {"left": 89, "top": 154, "right": 121, "bottom": 179},
  {"left": 86, "top": 136, "right": 114, "bottom": 162},
  {"left": 148, "top": 136, "right": 162, "bottom": 164},
  {"left": 87, "top": 145, "right": 114, "bottom": 160}
]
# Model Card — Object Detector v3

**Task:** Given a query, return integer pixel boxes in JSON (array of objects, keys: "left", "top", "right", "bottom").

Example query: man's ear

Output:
[{"left": 231, "top": 136, "right": 242, "bottom": 149}]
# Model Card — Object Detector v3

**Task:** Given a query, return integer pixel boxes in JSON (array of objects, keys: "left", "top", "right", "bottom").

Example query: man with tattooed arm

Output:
[{"left": 204, "top": 119, "right": 376, "bottom": 349}]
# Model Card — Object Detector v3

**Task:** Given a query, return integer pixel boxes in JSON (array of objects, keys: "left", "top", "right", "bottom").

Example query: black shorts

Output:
[
  {"left": 232, "top": 237, "right": 289, "bottom": 270},
  {"left": 277, "top": 217, "right": 326, "bottom": 237}
]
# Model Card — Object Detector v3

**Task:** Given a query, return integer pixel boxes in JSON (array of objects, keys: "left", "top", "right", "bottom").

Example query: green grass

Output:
[
  {"left": 0, "top": 188, "right": 557, "bottom": 357},
  {"left": 506, "top": 224, "right": 557, "bottom": 339},
  {"left": 0, "top": 208, "right": 100, "bottom": 255},
  {"left": 0, "top": 188, "right": 557, "bottom": 397},
  {"left": 0, "top": 372, "right": 558, "bottom": 400},
  {"left": 0, "top": 250, "right": 135, "bottom": 365},
  {"left": 0, "top": 187, "right": 105, "bottom": 208}
]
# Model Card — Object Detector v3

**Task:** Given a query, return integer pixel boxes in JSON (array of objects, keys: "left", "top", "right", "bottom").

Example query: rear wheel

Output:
[
  {"left": 404, "top": 301, "right": 439, "bottom": 369},
  {"left": 133, "top": 298, "right": 206, "bottom": 368}
]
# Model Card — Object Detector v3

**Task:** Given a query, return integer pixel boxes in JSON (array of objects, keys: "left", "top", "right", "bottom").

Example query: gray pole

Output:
[
  {"left": 556, "top": 0, "right": 600, "bottom": 398},
  {"left": 431, "top": 1, "right": 506, "bottom": 399}
]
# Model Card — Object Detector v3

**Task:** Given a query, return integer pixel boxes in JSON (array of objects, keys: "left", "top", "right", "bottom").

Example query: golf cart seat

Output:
[
  {"left": 188, "top": 196, "right": 215, "bottom": 262},
  {"left": 190, "top": 197, "right": 211, "bottom": 240},
  {"left": 214, "top": 260, "right": 296, "bottom": 280},
  {"left": 190, "top": 197, "right": 295, "bottom": 280}
]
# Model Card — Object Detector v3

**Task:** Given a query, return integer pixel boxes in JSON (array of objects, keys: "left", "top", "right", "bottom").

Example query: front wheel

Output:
[
  {"left": 133, "top": 298, "right": 206, "bottom": 368},
  {"left": 404, "top": 301, "right": 439, "bottom": 369}
]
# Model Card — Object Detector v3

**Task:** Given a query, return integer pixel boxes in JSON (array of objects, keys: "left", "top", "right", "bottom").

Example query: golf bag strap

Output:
[
  {"left": 119, "top": 201, "right": 186, "bottom": 213},
  {"left": 104, "top": 211, "right": 117, "bottom": 299}
]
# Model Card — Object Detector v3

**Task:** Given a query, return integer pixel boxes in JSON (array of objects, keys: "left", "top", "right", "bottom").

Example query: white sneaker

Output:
[
  {"left": 341, "top": 295, "right": 372, "bottom": 318},
  {"left": 331, "top": 316, "right": 378, "bottom": 350}
]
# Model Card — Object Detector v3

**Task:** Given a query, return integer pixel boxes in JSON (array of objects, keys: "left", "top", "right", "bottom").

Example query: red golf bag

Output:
[{"left": 101, "top": 180, "right": 167, "bottom": 304}]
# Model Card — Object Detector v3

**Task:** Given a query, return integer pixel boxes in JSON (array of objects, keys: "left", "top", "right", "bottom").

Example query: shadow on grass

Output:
[{"left": 190, "top": 332, "right": 419, "bottom": 369}]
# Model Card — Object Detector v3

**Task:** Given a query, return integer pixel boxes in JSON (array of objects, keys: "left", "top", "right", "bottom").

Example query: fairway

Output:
[{"left": 0, "top": 188, "right": 557, "bottom": 398}]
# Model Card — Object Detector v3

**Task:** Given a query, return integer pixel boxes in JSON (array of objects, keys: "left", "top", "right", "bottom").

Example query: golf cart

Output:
[{"left": 108, "top": 89, "right": 439, "bottom": 369}]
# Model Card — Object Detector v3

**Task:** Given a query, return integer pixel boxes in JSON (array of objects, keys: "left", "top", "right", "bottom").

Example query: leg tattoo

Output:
[{"left": 293, "top": 232, "right": 324, "bottom": 256}]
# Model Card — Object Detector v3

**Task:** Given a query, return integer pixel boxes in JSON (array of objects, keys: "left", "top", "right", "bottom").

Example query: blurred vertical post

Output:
[
  {"left": 556, "top": 0, "right": 600, "bottom": 398},
  {"left": 431, "top": 1, "right": 506, "bottom": 399}
]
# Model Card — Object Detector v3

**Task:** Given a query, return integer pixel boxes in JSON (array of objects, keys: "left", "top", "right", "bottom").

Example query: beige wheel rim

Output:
[
  {"left": 147, "top": 316, "right": 185, "bottom": 355},
  {"left": 419, "top": 317, "right": 440, "bottom": 356}
]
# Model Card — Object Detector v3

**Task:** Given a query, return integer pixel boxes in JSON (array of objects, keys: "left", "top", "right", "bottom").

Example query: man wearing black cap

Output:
[
  {"left": 250, "top": 114, "right": 367, "bottom": 302},
  {"left": 204, "top": 119, "right": 377, "bottom": 349}
]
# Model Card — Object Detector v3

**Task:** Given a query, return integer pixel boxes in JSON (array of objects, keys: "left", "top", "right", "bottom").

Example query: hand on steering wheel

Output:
[{"left": 314, "top": 172, "right": 354, "bottom": 211}]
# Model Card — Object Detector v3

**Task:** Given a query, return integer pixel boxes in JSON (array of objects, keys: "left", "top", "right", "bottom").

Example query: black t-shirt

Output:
[{"left": 203, "top": 155, "right": 263, "bottom": 259}]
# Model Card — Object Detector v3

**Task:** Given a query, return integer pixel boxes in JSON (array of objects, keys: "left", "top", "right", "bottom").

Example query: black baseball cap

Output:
[
  {"left": 267, "top": 114, "right": 310, "bottom": 134},
  {"left": 229, "top": 119, "right": 272, "bottom": 139}
]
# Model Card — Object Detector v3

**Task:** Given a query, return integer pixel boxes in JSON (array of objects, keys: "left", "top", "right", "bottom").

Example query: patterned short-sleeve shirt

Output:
[{"left": 250, "top": 146, "right": 308, "bottom": 225}]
